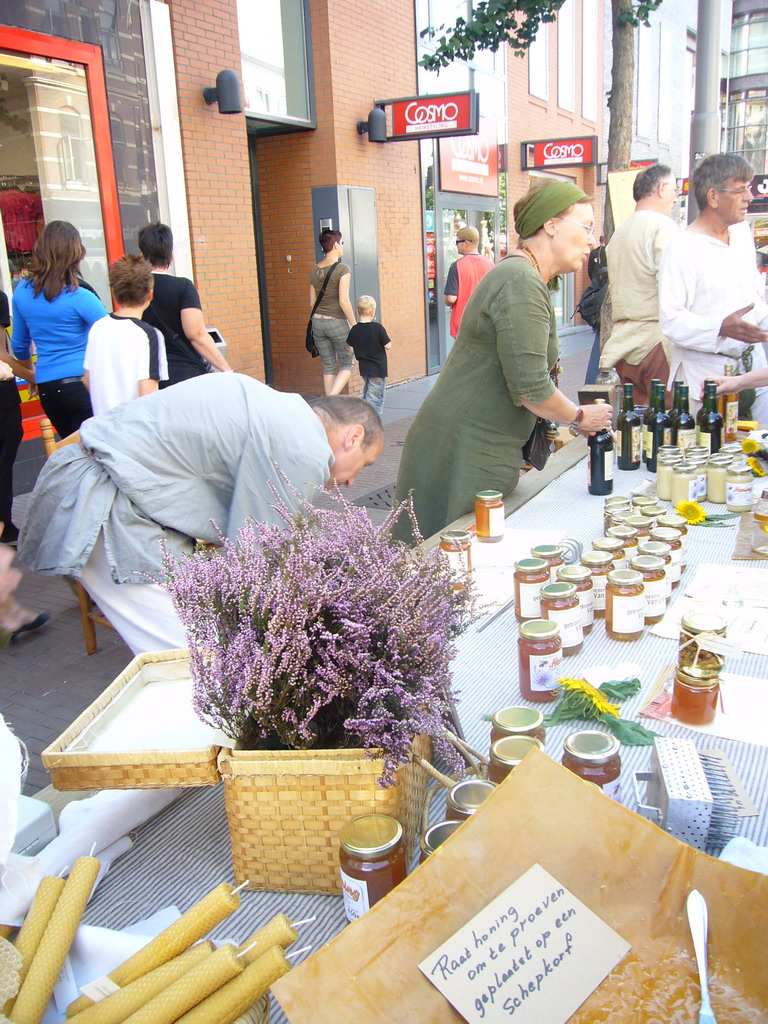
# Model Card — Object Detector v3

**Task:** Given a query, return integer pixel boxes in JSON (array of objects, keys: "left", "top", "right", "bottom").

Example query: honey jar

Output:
[
  {"left": 636, "top": 540, "right": 672, "bottom": 598},
  {"left": 678, "top": 612, "right": 727, "bottom": 678},
  {"left": 631, "top": 495, "right": 658, "bottom": 510},
  {"left": 488, "top": 735, "right": 544, "bottom": 783},
  {"left": 628, "top": 555, "right": 667, "bottom": 624},
  {"left": 580, "top": 550, "right": 614, "bottom": 617},
  {"left": 606, "top": 525, "right": 639, "bottom": 561},
  {"left": 556, "top": 565, "right": 594, "bottom": 634},
  {"left": 656, "top": 512, "right": 688, "bottom": 560},
  {"left": 539, "top": 582, "right": 583, "bottom": 656},
  {"left": 670, "top": 461, "right": 697, "bottom": 505},
  {"left": 339, "top": 814, "right": 407, "bottom": 921},
  {"left": 604, "top": 497, "right": 631, "bottom": 530},
  {"left": 640, "top": 502, "right": 666, "bottom": 520},
  {"left": 726, "top": 463, "right": 755, "bottom": 512},
  {"left": 649, "top": 526, "right": 682, "bottom": 586},
  {"left": 561, "top": 730, "right": 622, "bottom": 799},
  {"left": 656, "top": 454, "right": 682, "bottom": 501},
  {"left": 530, "top": 544, "right": 565, "bottom": 582},
  {"left": 420, "top": 820, "right": 461, "bottom": 862},
  {"left": 593, "top": 535, "right": 626, "bottom": 569},
  {"left": 624, "top": 514, "right": 651, "bottom": 539},
  {"left": 439, "top": 530, "right": 472, "bottom": 590},
  {"left": 475, "top": 490, "right": 505, "bottom": 543},
  {"left": 706, "top": 455, "right": 731, "bottom": 505},
  {"left": 689, "top": 456, "right": 709, "bottom": 501},
  {"left": 445, "top": 779, "right": 497, "bottom": 821},
  {"left": 609, "top": 510, "right": 635, "bottom": 528},
  {"left": 517, "top": 619, "right": 562, "bottom": 701},
  {"left": 490, "top": 705, "right": 546, "bottom": 745},
  {"left": 671, "top": 668, "right": 719, "bottom": 726},
  {"left": 513, "top": 558, "right": 550, "bottom": 621},
  {"left": 605, "top": 568, "right": 645, "bottom": 641}
]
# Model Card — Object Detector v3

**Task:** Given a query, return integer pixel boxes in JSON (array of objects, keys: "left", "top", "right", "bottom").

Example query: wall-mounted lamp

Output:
[
  {"left": 203, "top": 70, "right": 243, "bottom": 115},
  {"left": 356, "top": 106, "right": 387, "bottom": 143},
  {"left": 597, "top": 163, "right": 608, "bottom": 186}
]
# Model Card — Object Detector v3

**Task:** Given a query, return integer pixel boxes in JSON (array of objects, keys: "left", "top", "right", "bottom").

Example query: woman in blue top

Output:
[{"left": 12, "top": 221, "right": 107, "bottom": 437}]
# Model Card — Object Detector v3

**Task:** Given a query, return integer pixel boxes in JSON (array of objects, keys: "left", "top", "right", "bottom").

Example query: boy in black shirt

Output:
[{"left": 346, "top": 295, "right": 392, "bottom": 414}]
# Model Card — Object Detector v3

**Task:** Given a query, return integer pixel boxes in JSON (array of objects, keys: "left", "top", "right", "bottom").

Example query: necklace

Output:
[{"left": 518, "top": 245, "right": 541, "bottom": 274}]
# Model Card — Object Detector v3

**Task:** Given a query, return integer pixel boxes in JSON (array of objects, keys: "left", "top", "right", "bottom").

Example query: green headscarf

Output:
[{"left": 514, "top": 181, "right": 590, "bottom": 240}]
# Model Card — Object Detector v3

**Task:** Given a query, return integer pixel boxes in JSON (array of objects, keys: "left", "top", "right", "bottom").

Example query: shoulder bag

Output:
[{"left": 306, "top": 260, "right": 341, "bottom": 358}]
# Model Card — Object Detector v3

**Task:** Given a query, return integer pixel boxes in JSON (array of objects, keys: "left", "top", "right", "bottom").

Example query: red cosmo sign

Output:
[
  {"left": 439, "top": 117, "right": 498, "bottom": 198},
  {"left": 390, "top": 91, "right": 478, "bottom": 141},
  {"left": 522, "top": 136, "right": 598, "bottom": 169}
]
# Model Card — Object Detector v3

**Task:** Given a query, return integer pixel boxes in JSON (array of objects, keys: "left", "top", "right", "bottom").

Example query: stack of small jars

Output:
[
  {"left": 656, "top": 441, "right": 754, "bottom": 511},
  {"left": 672, "top": 611, "right": 727, "bottom": 725}
]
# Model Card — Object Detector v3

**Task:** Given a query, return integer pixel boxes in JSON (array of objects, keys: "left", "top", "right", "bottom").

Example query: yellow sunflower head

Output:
[
  {"left": 747, "top": 456, "right": 767, "bottom": 478},
  {"left": 674, "top": 500, "right": 707, "bottom": 524},
  {"left": 742, "top": 438, "right": 760, "bottom": 454},
  {"left": 558, "top": 677, "right": 620, "bottom": 717}
]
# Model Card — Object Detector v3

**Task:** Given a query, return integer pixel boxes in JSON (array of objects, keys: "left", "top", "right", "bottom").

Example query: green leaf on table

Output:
[
  {"left": 599, "top": 679, "right": 642, "bottom": 701},
  {"left": 601, "top": 714, "right": 658, "bottom": 745}
]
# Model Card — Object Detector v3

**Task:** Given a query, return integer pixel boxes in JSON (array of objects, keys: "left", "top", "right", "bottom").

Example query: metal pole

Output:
[{"left": 689, "top": 0, "right": 723, "bottom": 220}]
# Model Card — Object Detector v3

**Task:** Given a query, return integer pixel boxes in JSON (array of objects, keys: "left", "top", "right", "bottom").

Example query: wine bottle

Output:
[
  {"left": 718, "top": 363, "right": 739, "bottom": 443},
  {"left": 696, "top": 380, "right": 724, "bottom": 454},
  {"left": 642, "top": 379, "right": 661, "bottom": 465},
  {"left": 588, "top": 399, "right": 614, "bottom": 495},
  {"left": 673, "top": 384, "right": 696, "bottom": 453},
  {"left": 647, "top": 382, "right": 671, "bottom": 473},
  {"left": 617, "top": 383, "right": 642, "bottom": 470}
]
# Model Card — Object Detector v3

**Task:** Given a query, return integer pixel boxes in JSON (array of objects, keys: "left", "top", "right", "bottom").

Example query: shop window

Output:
[
  {"left": 557, "top": 0, "right": 574, "bottom": 112},
  {"left": 238, "top": 0, "right": 311, "bottom": 127},
  {"left": 528, "top": 23, "right": 548, "bottom": 100},
  {"left": 581, "top": 0, "right": 597, "bottom": 122},
  {"left": 58, "top": 106, "right": 86, "bottom": 185}
]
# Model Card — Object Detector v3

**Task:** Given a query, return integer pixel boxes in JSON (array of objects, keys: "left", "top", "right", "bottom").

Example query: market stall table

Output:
[{"left": 75, "top": 449, "right": 768, "bottom": 1024}]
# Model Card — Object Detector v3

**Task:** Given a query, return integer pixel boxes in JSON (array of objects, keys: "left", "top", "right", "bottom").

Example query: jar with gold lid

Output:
[
  {"left": 530, "top": 544, "right": 565, "bottom": 582},
  {"left": 593, "top": 535, "right": 626, "bottom": 569},
  {"left": 726, "top": 463, "right": 755, "bottom": 512},
  {"left": 517, "top": 619, "right": 562, "bottom": 701},
  {"left": 657, "top": 445, "right": 682, "bottom": 460},
  {"left": 624, "top": 514, "right": 651, "bottom": 539},
  {"left": 689, "top": 456, "right": 709, "bottom": 501},
  {"left": 671, "top": 668, "right": 719, "bottom": 726},
  {"left": 631, "top": 495, "right": 658, "bottom": 510},
  {"left": 637, "top": 540, "right": 672, "bottom": 598},
  {"left": 513, "top": 558, "right": 550, "bottom": 621},
  {"left": 445, "top": 779, "right": 497, "bottom": 822},
  {"left": 706, "top": 454, "right": 731, "bottom": 505},
  {"left": 640, "top": 502, "right": 666, "bottom": 520},
  {"left": 604, "top": 497, "right": 631, "bottom": 530},
  {"left": 490, "top": 705, "right": 546, "bottom": 745},
  {"left": 629, "top": 555, "right": 667, "bottom": 624},
  {"left": 339, "top": 814, "right": 407, "bottom": 921},
  {"left": 556, "top": 565, "right": 594, "bottom": 634},
  {"left": 656, "top": 454, "right": 682, "bottom": 501},
  {"left": 649, "top": 527, "right": 682, "bottom": 586},
  {"left": 606, "top": 525, "right": 639, "bottom": 561},
  {"left": 561, "top": 730, "right": 622, "bottom": 799},
  {"left": 656, "top": 513, "right": 688, "bottom": 565},
  {"left": 670, "top": 461, "right": 698, "bottom": 505},
  {"left": 440, "top": 530, "right": 472, "bottom": 591},
  {"left": 580, "top": 550, "right": 613, "bottom": 617},
  {"left": 609, "top": 510, "right": 635, "bottom": 528},
  {"left": 475, "top": 491, "right": 505, "bottom": 543},
  {"left": 420, "top": 820, "right": 461, "bottom": 862},
  {"left": 678, "top": 612, "right": 727, "bottom": 678},
  {"left": 720, "top": 441, "right": 744, "bottom": 456},
  {"left": 488, "top": 735, "right": 544, "bottom": 784},
  {"left": 539, "top": 582, "right": 583, "bottom": 655},
  {"left": 605, "top": 568, "right": 645, "bottom": 641}
]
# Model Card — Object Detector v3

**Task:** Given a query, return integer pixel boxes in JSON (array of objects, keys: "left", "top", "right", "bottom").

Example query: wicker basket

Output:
[
  {"left": 218, "top": 735, "right": 432, "bottom": 894},
  {"left": 41, "top": 650, "right": 223, "bottom": 791}
]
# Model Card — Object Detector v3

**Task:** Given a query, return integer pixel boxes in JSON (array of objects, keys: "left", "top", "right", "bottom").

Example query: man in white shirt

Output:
[
  {"left": 659, "top": 153, "right": 768, "bottom": 419},
  {"left": 601, "top": 164, "right": 679, "bottom": 406}
]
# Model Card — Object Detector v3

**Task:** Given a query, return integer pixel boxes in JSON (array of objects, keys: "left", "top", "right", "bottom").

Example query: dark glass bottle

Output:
[
  {"left": 672, "top": 384, "right": 696, "bottom": 454},
  {"left": 696, "top": 380, "right": 723, "bottom": 455},
  {"left": 617, "top": 383, "right": 641, "bottom": 471},
  {"left": 642, "top": 379, "right": 660, "bottom": 467},
  {"left": 669, "top": 380, "right": 682, "bottom": 435},
  {"left": 588, "top": 399, "right": 614, "bottom": 495},
  {"left": 651, "top": 382, "right": 673, "bottom": 472}
]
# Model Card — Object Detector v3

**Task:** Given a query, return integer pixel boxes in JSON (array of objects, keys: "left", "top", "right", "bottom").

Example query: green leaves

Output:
[{"left": 543, "top": 677, "right": 656, "bottom": 745}]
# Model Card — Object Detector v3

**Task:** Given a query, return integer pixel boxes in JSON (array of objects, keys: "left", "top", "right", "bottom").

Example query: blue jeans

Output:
[{"left": 363, "top": 376, "right": 386, "bottom": 414}]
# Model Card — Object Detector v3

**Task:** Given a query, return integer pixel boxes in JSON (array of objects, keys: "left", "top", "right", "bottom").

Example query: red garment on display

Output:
[{"left": 0, "top": 190, "right": 43, "bottom": 252}]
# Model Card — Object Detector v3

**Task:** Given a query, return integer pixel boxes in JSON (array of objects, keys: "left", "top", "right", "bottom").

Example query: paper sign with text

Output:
[{"left": 419, "top": 864, "right": 630, "bottom": 1024}]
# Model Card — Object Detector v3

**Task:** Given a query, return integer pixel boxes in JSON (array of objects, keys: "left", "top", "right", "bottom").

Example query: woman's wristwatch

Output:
[{"left": 568, "top": 407, "right": 584, "bottom": 435}]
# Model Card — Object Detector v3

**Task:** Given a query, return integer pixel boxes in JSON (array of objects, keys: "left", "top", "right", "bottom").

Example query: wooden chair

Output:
[{"left": 39, "top": 417, "right": 117, "bottom": 655}]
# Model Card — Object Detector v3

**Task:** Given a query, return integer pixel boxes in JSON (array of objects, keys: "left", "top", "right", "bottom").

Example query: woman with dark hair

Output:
[
  {"left": 393, "top": 179, "right": 614, "bottom": 542},
  {"left": 11, "top": 221, "right": 107, "bottom": 437},
  {"left": 309, "top": 228, "right": 356, "bottom": 395}
]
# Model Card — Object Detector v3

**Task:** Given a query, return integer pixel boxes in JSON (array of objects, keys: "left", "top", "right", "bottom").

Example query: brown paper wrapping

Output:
[{"left": 273, "top": 750, "right": 768, "bottom": 1023}]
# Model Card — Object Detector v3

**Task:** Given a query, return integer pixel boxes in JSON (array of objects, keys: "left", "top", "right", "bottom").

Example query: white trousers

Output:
[{"left": 80, "top": 532, "right": 187, "bottom": 655}]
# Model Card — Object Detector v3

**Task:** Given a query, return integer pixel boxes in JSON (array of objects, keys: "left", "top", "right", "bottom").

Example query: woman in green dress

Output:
[{"left": 393, "top": 179, "right": 614, "bottom": 542}]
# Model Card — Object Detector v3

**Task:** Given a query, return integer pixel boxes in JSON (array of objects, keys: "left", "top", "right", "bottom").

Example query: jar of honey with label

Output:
[
  {"left": 556, "top": 565, "right": 594, "bottom": 634},
  {"left": 678, "top": 612, "right": 727, "bottom": 678},
  {"left": 580, "top": 550, "right": 614, "bottom": 617},
  {"left": 539, "top": 582, "right": 583, "bottom": 655},
  {"left": 593, "top": 535, "right": 626, "bottom": 569},
  {"left": 605, "top": 568, "right": 645, "bottom": 641},
  {"left": 628, "top": 555, "right": 667, "bottom": 624},
  {"left": 561, "top": 730, "right": 622, "bottom": 799},
  {"left": 475, "top": 491, "right": 505, "bottom": 543},
  {"left": 513, "top": 558, "right": 550, "bottom": 621},
  {"left": 488, "top": 735, "right": 544, "bottom": 783},
  {"left": 439, "top": 530, "right": 472, "bottom": 591},
  {"left": 339, "top": 814, "right": 407, "bottom": 922},
  {"left": 648, "top": 527, "right": 682, "bottom": 586},
  {"left": 671, "top": 668, "right": 719, "bottom": 726},
  {"left": 637, "top": 540, "right": 672, "bottom": 599},
  {"left": 606, "top": 525, "right": 639, "bottom": 561},
  {"left": 490, "top": 705, "right": 546, "bottom": 745},
  {"left": 517, "top": 619, "right": 562, "bottom": 701},
  {"left": 604, "top": 497, "right": 631, "bottom": 530},
  {"left": 420, "top": 820, "right": 461, "bottom": 862},
  {"left": 624, "top": 515, "right": 651, "bottom": 539},
  {"left": 530, "top": 544, "right": 565, "bottom": 582},
  {"left": 445, "top": 779, "right": 497, "bottom": 821}
]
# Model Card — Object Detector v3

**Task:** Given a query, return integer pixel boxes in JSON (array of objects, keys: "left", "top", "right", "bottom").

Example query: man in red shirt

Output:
[{"left": 444, "top": 226, "right": 495, "bottom": 338}]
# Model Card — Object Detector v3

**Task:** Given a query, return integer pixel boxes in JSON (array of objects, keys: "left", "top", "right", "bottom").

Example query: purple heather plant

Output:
[{"left": 161, "top": 490, "right": 474, "bottom": 786}]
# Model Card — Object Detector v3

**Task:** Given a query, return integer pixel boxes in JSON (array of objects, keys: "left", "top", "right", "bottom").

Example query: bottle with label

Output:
[
  {"left": 539, "top": 582, "right": 583, "bottom": 655},
  {"left": 648, "top": 382, "right": 673, "bottom": 472},
  {"left": 696, "top": 380, "right": 724, "bottom": 454},
  {"left": 629, "top": 554, "right": 667, "bottom": 624},
  {"left": 339, "top": 814, "right": 407, "bottom": 922},
  {"left": 556, "top": 564, "right": 594, "bottom": 634},
  {"left": 513, "top": 558, "right": 550, "bottom": 621},
  {"left": 726, "top": 462, "right": 755, "bottom": 512},
  {"left": 439, "top": 530, "right": 472, "bottom": 591},
  {"left": 517, "top": 619, "right": 562, "bottom": 701},
  {"left": 616, "top": 382, "right": 642, "bottom": 470},
  {"left": 642, "top": 379, "right": 661, "bottom": 464},
  {"left": 561, "top": 730, "right": 622, "bottom": 799},
  {"left": 475, "top": 491, "right": 505, "bottom": 543},
  {"left": 605, "top": 568, "right": 645, "bottom": 641},
  {"left": 672, "top": 384, "right": 696, "bottom": 453},
  {"left": 580, "top": 550, "right": 613, "bottom": 617},
  {"left": 587, "top": 399, "right": 614, "bottom": 494},
  {"left": 752, "top": 487, "right": 768, "bottom": 556},
  {"left": 718, "top": 363, "right": 739, "bottom": 443}
]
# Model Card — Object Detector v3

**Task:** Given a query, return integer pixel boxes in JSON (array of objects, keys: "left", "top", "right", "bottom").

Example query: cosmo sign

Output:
[
  {"left": 389, "top": 91, "right": 479, "bottom": 141},
  {"left": 522, "top": 136, "right": 598, "bottom": 170},
  {"left": 439, "top": 117, "right": 498, "bottom": 197}
]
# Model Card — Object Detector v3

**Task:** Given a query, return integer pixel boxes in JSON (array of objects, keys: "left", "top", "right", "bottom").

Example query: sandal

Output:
[{"left": 10, "top": 612, "right": 50, "bottom": 643}]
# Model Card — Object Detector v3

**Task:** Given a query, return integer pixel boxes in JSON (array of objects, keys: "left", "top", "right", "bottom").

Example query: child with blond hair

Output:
[{"left": 346, "top": 294, "right": 392, "bottom": 414}]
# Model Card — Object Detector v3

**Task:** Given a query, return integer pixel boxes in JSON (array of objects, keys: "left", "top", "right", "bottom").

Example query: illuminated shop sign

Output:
[
  {"left": 521, "top": 136, "right": 598, "bottom": 169},
  {"left": 389, "top": 91, "right": 479, "bottom": 141},
  {"left": 439, "top": 117, "right": 498, "bottom": 197}
]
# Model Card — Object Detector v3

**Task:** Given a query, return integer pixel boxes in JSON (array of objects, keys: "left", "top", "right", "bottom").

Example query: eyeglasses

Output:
[
  {"left": 716, "top": 185, "right": 752, "bottom": 197},
  {"left": 663, "top": 181, "right": 680, "bottom": 195},
  {"left": 555, "top": 217, "right": 597, "bottom": 240},
  {"left": 455, "top": 238, "right": 468, "bottom": 244}
]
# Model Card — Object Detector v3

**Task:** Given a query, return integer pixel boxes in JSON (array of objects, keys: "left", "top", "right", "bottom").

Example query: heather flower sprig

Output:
[{"left": 162, "top": 490, "right": 474, "bottom": 786}]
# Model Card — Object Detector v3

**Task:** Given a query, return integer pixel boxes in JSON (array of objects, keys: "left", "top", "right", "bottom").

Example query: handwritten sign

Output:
[{"left": 419, "top": 864, "right": 630, "bottom": 1024}]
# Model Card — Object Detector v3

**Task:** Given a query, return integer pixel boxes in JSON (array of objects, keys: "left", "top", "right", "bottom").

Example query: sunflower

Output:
[
  {"left": 559, "top": 677, "right": 620, "bottom": 717},
  {"left": 674, "top": 500, "right": 707, "bottom": 524},
  {"left": 742, "top": 438, "right": 760, "bottom": 454},
  {"left": 747, "top": 456, "right": 766, "bottom": 478}
]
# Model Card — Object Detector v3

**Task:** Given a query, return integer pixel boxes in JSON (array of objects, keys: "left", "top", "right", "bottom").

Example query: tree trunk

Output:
[{"left": 604, "top": 0, "right": 636, "bottom": 238}]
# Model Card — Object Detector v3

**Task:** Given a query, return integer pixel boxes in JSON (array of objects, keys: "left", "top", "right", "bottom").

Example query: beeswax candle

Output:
[
  {"left": 3, "top": 876, "right": 65, "bottom": 1017},
  {"left": 67, "top": 941, "right": 214, "bottom": 1024},
  {"left": 120, "top": 943, "right": 243, "bottom": 1024},
  {"left": 9, "top": 857, "right": 99, "bottom": 1024},
  {"left": 238, "top": 914, "right": 297, "bottom": 964},
  {"left": 65, "top": 881, "right": 240, "bottom": 1016},
  {"left": 174, "top": 945, "right": 290, "bottom": 1024}
]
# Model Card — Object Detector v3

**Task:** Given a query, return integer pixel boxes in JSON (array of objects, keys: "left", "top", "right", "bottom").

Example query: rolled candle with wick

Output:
[
  {"left": 237, "top": 914, "right": 298, "bottom": 964},
  {"left": 120, "top": 943, "right": 243, "bottom": 1024},
  {"left": 174, "top": 945, "right": 292, "bottom": 1024},
  {"left": 3, "top": 876, "right": 65, "bottom": 1016},
  {"left": 66, "top": 942, "right": 215, "bottom": 1024},
  {"left": 65, "top": 881, "right": 242, "bottom": 1017},
  {"left": 9, "top": 856, "right": 100, "bottom": 1024}
]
